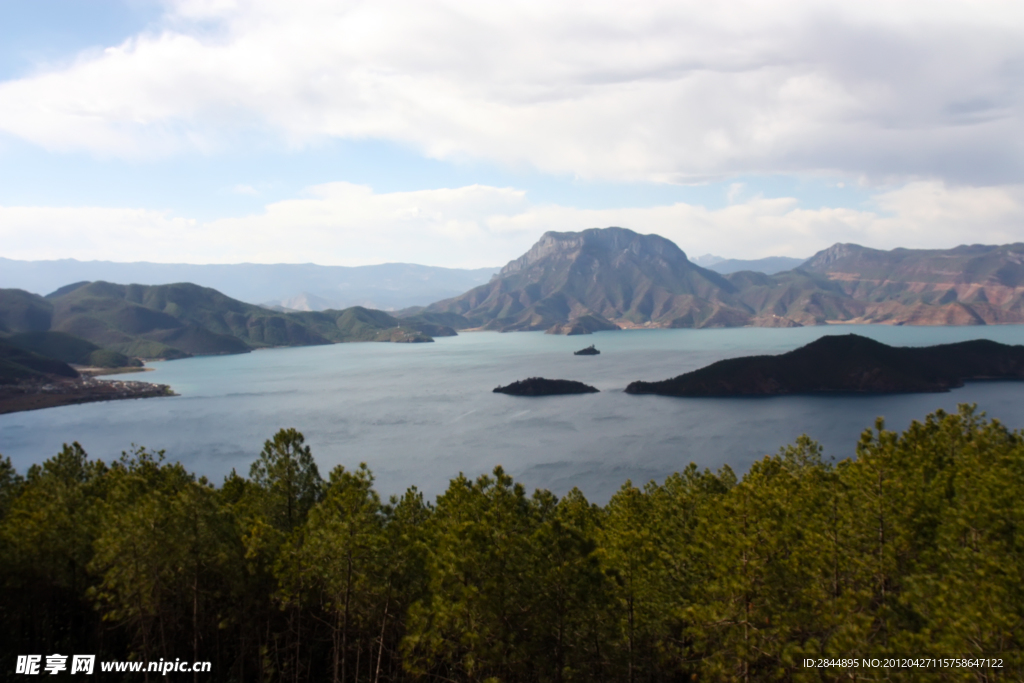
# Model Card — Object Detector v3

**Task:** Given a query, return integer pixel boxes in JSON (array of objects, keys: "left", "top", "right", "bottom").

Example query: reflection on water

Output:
[{"left": 3, "top": 325, "right": 1024, "bottom": 503}]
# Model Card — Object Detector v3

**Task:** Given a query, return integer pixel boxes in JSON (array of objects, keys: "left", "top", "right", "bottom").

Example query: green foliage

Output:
[
  {"left": 1, "top": 406, "right": 1021, "bottom": 681},
  {"left": 277, "top": 463, "right": 388, "bottom": 682},
  {"left": 88, "top": 447, "right": 231, "bottom": 665},
  {"left": 249, "top": 428, "right": 323, "bottom": 534},
  {"left": 0, "top": 455, "right": 24, "bottom": 518},
  {"left": 88, "top": 348, "right": 142, "bottom": 368},
  {"left": 0, "top": 443, "right": 107, "bottom": 656},
  {"left": 289, "top": 306, "right": 435, "bottom": 344},
  {"left": 403, "top": 469, "right": 613, "bottom": 682},
  {"left": 404, "top": 467, "right": 538, "bottom": 680},
  {"left": 118, "top": 337, "right": 191, "bottom": 360}
]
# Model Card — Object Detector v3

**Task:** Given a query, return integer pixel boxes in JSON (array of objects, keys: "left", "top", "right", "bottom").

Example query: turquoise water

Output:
[{"left": 3, "top": 325, "right": 1024, "bottom": 503}]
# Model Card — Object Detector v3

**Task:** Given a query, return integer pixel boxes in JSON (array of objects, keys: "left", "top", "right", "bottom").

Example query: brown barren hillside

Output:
[
  {"left": 420, "top": 229, "right": 1024, "bottom": 331},
  {"left": 424, "top": 227, "right": 756, "bottom": 332},
  {"left": 800, "top": 242, "right": 1024, "bottom": 324}
]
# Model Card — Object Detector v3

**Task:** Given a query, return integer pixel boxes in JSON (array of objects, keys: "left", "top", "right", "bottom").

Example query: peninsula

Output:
[
  {"left": 625, "top": 334, "right": 1024, "bottom": 397},
  {"left": 0, "top": 375, "right": 176, "bottom": 414},
  {"left": 0, "top": 338, "right": 174, "bottom": 414}
]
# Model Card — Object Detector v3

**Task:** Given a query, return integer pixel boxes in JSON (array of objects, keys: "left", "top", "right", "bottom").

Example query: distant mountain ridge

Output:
[
  {"left": 0, "top": 258, "right": 498, "bottom": 311},
  {"left": 708, "top": 256, "right": 806, "bottom": 275},
  {"left": 687, "top": 254, "right": 806, "bottom": 274},
  {"left": 421, "top": 228, "right": 1024, "bottom": 331}
]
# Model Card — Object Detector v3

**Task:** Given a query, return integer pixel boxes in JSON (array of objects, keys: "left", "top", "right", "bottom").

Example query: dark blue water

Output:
[{"left": 3, "top": 325, "right": 1024, "bottom": 503}]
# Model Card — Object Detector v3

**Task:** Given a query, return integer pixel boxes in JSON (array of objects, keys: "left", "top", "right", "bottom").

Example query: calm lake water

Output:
[{"left": 3, "top": 325, "right": 1024, "bottom": 503}]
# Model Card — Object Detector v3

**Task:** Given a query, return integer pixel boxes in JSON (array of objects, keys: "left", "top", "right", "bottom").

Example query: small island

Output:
[
  {"left": 574, "top": 345, "right": 600, "bottom": 356},
  {"left": 625, "top": 334, "right": 1024, "bottom": 397},
  {"left": 494, "top": 377, "right": 600, "bottom": 396}
]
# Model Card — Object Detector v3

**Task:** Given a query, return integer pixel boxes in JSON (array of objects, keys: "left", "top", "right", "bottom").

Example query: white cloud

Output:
[
  {"left": 2, "top": 180, "right": 1022, "bottom": 266},
  {"left": 0, "top": 0, "right": 1021, "bottom": 182},
  {"left": 0, "top": 206, "right": 200, "bottom": 259}
]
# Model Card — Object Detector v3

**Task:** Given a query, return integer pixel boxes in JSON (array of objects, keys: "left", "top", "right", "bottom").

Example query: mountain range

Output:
[
  {"left": 0, "top": 258, "right": 498, "bottom": 312},
  {"left": 420, "top": 228, "right": 1024, "bottom": 332},
  {"left": 693, "top": 254, "right": 806, "bottom": 275},
  {"left": 4, "top": 227, "right": 1023, "bottom": 376}
]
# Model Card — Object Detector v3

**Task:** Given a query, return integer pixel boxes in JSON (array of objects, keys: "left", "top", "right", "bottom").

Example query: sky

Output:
[{"left": 1, "top": 0, "right": 1023, "bottom": 268}]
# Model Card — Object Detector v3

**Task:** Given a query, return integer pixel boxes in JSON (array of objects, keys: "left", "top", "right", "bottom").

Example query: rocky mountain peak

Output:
[
  {"left": 423, "top": 233, "right": 1024, "bottom": 331},
  {"left": 426, "top": 227, "right": 742, "bottom": 332},
  {"left": 802, "top": 243, "right": 864, "bottom": 270},
  {"left": 498, "top": 227, "right": 688, "bottom": 278}
]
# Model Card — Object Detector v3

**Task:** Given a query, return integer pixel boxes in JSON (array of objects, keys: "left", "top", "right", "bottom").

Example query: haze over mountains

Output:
[
  {"left": 0, "top": 251, "right": 808, "bottom": 313},
  {"left": 0, "top": 258, "right": 498, "bottom": 311},
  {"left": 692, "top": 254, "right": 806, "bottom": 275},
  {"left": 423, "top": 228, "right": 1024, "bottom": 332}
]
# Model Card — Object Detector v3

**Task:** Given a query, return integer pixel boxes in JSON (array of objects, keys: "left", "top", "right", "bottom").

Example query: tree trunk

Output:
[
  {"left": 333, "top": 607, "right": 341, "bottom": 683},
  {"left": 193, "top": 564, "right": 199, "bottom": 683},
  {"left": 374, "top": 585, "right": 391, "bottom": 683},
  {"left": 343, "top": 550, "right": 353, "bottom": 683}
]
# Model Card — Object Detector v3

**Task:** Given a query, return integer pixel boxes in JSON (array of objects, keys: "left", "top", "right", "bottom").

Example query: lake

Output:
[{"left": 3, "top": 325, "right": 1024, "bottom": 503}]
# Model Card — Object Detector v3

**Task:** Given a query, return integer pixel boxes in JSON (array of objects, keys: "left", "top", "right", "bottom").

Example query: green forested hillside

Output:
[
  {"left": 4, "top": 331, "right": 141, "bottom": 368},
  {"left": 290, "top": 306, "right": 454, "bottom": 343},
  {"left": 0, "top": 288, "right": 53, "bottom": 334},
  {"left": 0, "top": 405, "right": 1018, "bottom": 680},
  {"left": 0, "top": 338, "right": 79, "bottom": 383},
  {"left": 0, "top": 283, "right": 450, "bottom": 361},
  {"left": 47, "top": 281, "right": 319, "bottom": 356}
]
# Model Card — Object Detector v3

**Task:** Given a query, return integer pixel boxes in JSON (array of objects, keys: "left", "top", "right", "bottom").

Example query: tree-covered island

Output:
[{"left": 626, "top": 334, "right": 1024, "bottom": 397}]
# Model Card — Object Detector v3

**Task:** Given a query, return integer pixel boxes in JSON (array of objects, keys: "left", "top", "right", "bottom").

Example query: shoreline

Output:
[
  {"left": 0, "top": 376, "right": 176, "bottom": 415},
  {"left": 74, "top": 365, "right": 154, "bottom": 377}
]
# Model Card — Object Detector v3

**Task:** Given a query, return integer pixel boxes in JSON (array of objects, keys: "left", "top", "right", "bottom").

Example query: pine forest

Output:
[{"left": 1, "top": 405, "right": 1020, "bottom": 681}]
